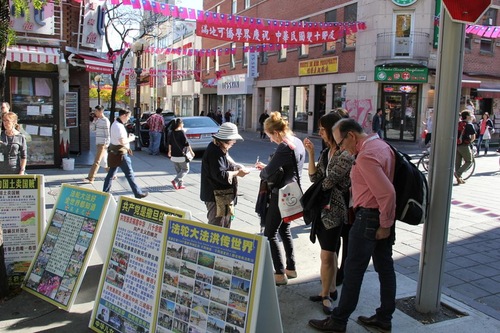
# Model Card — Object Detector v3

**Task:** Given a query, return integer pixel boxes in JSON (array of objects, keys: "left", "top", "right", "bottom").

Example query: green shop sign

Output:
[
  {"left": 392, "top": 0, "right": 418, "bottom": 6},
  {"left": 375, "top": 67, "right": 428, "bottom": 83}
]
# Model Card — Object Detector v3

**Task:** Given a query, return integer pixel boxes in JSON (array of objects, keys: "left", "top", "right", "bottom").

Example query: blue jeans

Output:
[
  {"left": 331, "top": 208, "right": 396, "bottom": 325},
  {"left": 149, "top": 131, "right": 162, "bottom": 155},
  {"left": 264, "top": 192, "right": 296, "bottom": 274},
  {"left": 103, "top": 154, "right": 144, "bottom": 197}
]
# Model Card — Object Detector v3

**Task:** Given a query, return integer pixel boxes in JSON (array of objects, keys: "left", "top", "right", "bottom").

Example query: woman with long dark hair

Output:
[{"left": 167, "top": 118, "right": 193, "bottom": 189}]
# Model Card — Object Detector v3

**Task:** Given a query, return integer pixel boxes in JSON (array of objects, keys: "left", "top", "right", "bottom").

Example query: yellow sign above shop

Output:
[{"left": 299, "top": 56, "right": 339, "bottom": 76}]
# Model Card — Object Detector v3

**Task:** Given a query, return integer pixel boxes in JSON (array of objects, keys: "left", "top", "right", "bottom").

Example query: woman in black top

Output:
[
  {"left": 167, "top": 119, "right": 193, "bottom": 190},
  {"left": 0, "top": 112, "right": 27, "bottom": 175}
]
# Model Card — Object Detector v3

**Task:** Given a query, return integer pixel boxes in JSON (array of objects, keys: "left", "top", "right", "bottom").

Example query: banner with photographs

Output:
[
  {"left": 0, "top": 175, "right": 45, "bottom": 288},
  {"left": 155, "top": 217, "right": 264, "bottom": 333},
  {"left": 22, "top": 184, "right": 111, "bottom": 310},
  {"left": 90, "top": 197, "right": 191, "bottom": 333}
]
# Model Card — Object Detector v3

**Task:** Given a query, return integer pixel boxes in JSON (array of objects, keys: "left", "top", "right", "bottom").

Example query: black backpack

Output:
[{"left": 386, "top": 143, "right": 429, "bottom": 225}]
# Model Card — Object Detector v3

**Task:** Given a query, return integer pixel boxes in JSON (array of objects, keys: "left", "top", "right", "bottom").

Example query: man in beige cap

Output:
[{"left": 200, "top": 123, "right": 249, "bottom": 228}]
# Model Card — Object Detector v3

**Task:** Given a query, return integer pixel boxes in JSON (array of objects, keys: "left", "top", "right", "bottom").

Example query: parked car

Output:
[
  {"left": 164, "top": 116, "right": 220, "bottom": 153},
  {"left": 138, "top": 111, "right": 176, "bottom": 151}
]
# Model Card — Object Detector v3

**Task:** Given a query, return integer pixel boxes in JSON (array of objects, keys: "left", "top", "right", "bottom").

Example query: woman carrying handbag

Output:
[
  {"left": 167, "top": 118, "right": 194, "bottom": 190},
  {"left": 303, "top": 110, "right": 354, "bottom": 315},
  {"left": 255, "top": 111, "right": 305, "bottom": 286}
]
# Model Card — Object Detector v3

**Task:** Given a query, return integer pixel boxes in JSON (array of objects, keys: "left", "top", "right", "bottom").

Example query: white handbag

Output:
[{"left": 278, "top": 181, "right": 304, "bottom": 223}]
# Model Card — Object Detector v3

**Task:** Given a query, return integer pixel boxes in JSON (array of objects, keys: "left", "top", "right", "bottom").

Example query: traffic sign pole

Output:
[{"left": 415, "top": 7, "right": 466, "bottom": 313}]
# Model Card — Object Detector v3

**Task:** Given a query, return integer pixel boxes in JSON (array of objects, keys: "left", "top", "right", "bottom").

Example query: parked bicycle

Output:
[{"left": 417, "top": 145, "right": 476, "bottom": 180}]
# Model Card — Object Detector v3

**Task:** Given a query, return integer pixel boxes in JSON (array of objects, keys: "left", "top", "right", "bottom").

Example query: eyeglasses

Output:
[{"left": 335, "top": 133, "right": 349, "bottom": 147}]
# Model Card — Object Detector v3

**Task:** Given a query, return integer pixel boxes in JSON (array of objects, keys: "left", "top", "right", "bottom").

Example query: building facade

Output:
[
  {"left": 5, "top": 0, "right": 110, "bottom": 168},
  {"left": 200, "top": 0, "right": 500, "bottom": 141}
]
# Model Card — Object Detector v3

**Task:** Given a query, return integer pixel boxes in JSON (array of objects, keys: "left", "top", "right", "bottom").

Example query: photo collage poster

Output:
[
  {"left": 22, "top": 184, "right": 111, "bottom": 310},
  {"left": 0, "top": 175, "right": 45, "bottom": 288},
  {"left": 155, "top": 217, "right": 263, "bottom": 333},
  {"left": 90, "top": 197, "right": 191, "bottom": 333}
]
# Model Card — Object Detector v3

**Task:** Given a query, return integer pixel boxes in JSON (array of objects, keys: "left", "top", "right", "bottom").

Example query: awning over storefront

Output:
[
  {"left": 461, "top": 75, "right": 481, "bottom": 88},
  {"left": 477, "top": 82, "right": 500, "bottom": 98},
  {"left": 6, "top": 45, "right": 59, "bottom": 64},
  {"left": 69, "top": 54, "right": 113, "bottom": 74}
]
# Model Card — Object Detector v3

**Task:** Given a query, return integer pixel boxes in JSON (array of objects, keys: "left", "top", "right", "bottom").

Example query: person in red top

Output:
[
  {"left": 309, "top": 118, "right": 396, "bottom": 333},
  {"left": 147, "top": 108, "right": 165, "bottom": 155}
]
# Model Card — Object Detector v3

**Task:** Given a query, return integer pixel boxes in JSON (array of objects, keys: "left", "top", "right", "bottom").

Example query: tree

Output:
[{"left": 103, "top": 4, "right": 170, "bottom": 115}]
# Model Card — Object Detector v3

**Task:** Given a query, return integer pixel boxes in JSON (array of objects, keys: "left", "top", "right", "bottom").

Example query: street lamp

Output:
[
  {"left": 94, "top": 75, "right": 102, "bottom": 106},
  {"left": 131, "top": 38, "right": 148, "bottom": 151}
]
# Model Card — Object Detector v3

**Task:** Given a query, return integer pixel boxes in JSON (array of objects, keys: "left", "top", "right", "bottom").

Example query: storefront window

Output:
[
  {"left": 333, "top": 84, "right": 346, "bottom": 108},
  {"left": 294, "top": 86, "right": 309, "bottom": 132},
  {"left": 281, "top": 87, "right": 290, "bottom": 121},
  {"left": 8, "top": 76, "right": 57, "bottom": 166}
]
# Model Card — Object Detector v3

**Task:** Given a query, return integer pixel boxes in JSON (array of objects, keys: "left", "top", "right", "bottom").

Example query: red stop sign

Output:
[{"left": 443, "top": 0, "right": 492, "bottom": 24}]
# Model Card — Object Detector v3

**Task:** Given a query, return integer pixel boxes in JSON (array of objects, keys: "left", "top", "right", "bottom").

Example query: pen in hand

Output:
[{"left": 256, "top": 156, "right": 260, "bottom": 164}]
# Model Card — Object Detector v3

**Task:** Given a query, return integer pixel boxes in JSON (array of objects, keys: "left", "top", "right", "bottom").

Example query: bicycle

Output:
[{"left": 417, "top": 145, "right": 476, "bottom": 180}]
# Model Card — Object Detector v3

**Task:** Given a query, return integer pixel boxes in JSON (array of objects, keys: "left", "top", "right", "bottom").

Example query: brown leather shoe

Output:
[
  {"left": 357, "top": 314, "right": 392, "bottom": 332},
  {"left": 285, "top": 269, "right": 297, "bottom": 279},
  {"left": 274, "top": 274, "right": 288, "bottom": 286},
  {"left": 308, "top": 317, "right": 346, "bottom": 332}
]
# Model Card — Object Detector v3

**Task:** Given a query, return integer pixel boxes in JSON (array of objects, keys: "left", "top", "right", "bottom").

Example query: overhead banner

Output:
[
  {"left": 0, "top": 175, "right": 45, "bottom": 288},
  {"left": 196, "top": 20, "right": 366, "bottom": 45},
  {"left": 23, "top": 184, "right": 112, "bottom": 310}
]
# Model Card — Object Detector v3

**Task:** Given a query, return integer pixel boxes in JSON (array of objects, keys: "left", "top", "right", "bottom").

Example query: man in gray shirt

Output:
[{"left": 84, "top": 105, "right": 110, "bottom": 183}]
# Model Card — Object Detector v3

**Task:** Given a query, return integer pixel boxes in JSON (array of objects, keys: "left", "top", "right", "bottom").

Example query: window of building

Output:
[
  {"left": 230, "top": 43, "right": 236, "bottom": 68},
  {"left": 216, "top": 5, "right": 220, "bottom": 13},
  {"left": 294, "top": 86, "right": 309, "bottom": 129},
  {"left": 232, "top": 0, "right": 237, "bottom": 14},
  {"left": 260, "top": 49, "right": 268, "bottom": 64},
  {"left": 245, "top": 0, "right": 251, "bottom": 9},
  {"left": 332, "top": 84, "right": 346, "bottom": 108},
  {"left": 206, "top": 55, "right": 210, "bottom": 73},
  {"left": 464, "top": 34, "right": 471, "bottom": 51},
  {"left": 393, "top": 13, "right": 413, "bottom": 56},
  {"left": 215, "top": 54, "right": 219, "bottom": 71},
  {"left": 325, "top": 9, "right": 337, "bottom": 53},
  {"left": 480, "top": 8, "right": 497, "bottom": 54},
  {"left": 183, "top": 56, "right": 192, "bottom": 80},
  {"left": 278, "top": 46, "right": 287, "bottom": 61},
  {"left": 243, "top": 42, "right": 249, "bottom": 67},
  {"left": 299, "top": 19, "right": 309, "bottom": 57},
  {"left": 172, "top": 58, "right": 180, "bottom": 82},
  {"left": 344, "top": 3, "right": 358, "bottom": 49}
]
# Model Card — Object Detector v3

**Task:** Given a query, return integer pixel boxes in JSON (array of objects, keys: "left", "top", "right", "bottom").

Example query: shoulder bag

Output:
[{"left": 278, "top": 149, "right": 303, "bottom": 223}]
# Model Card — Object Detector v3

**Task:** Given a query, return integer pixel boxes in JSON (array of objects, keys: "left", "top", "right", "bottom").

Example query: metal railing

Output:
[{"left": 376, "top": 31, "right": 431, "bottom": 62}]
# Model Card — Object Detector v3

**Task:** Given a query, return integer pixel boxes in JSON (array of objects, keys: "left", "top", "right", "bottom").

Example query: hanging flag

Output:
[
  {"left": 160, "top": 3, "right": 170, "bottom": 16},
  {"left": 151, "top": 1, "right": 161, "bottom": 13},
  {"left": 130, "top": 0, "right": 141, "bottom": 10},
  {"left": 141, "top": 0, "right": 152, "bottom": 11}
]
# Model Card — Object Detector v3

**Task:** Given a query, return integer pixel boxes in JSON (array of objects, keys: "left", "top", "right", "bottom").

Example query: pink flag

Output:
[
  {"left": 110, "top": 0, "right": 120, "bottom": 5},
  {"left": 160, "top": 3, "right": 170, "bottom": 16},
  {"left": 151, "top": 1, "right": 161, "bottom": 14},
  {"left": 141, "top": 0, "right": 152, "bottom": 11},
  {"left": 122, "top": 0, "right": 131, "bottom": 5},
  {"left": 178, "top": 7, "right": 188, "bottom": 19},
  {"left": 130, "top": 0, "right": 141, "bottom": 9}
]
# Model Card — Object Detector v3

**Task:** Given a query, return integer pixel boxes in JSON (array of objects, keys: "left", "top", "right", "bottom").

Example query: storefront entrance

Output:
[{"left": 382, "top": 84, "right": 419, "bottom": 141}]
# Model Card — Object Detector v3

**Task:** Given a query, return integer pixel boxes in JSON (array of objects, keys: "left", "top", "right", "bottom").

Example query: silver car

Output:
[{"left": 164, "top": 116, "right": 220, "bottom": 153}]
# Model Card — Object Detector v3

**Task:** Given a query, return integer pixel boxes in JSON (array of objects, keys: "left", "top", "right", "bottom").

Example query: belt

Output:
[{"left": 354, "top": 207, "right": 379, "bottom": 213}]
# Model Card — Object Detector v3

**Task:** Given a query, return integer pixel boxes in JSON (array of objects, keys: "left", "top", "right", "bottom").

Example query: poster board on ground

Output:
[
  {"left": 89, "top": 197, "right": 191, "bottom": 333},
  {"left": 22, "top": 184, "right": 111, "bottom": 310},
  {"left": 154, "top": 216, "right": 270, "bottom": 333},
  {"left": 0, "top": 175, "right": 46, "bottom": 288}
]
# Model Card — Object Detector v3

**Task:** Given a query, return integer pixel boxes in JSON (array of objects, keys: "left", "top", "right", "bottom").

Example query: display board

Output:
[
  {"left": 90, "top": 211, "right": 282, "bottom": 333},
  {"left": 64, "top": 92, "right": 78, "bottom": 128},
  {"left": 0, "top": 175, "right": 46, "bottom": 288},
  {"left": 22, "top": 184, "right": 111, "bottom": 310},
  {"left": 90, "top": 197, "right": 191, "bottom": 333}
]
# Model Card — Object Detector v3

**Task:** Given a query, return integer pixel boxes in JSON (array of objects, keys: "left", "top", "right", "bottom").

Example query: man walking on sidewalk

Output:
[
  {"left": 84, "top": 105, "right": 110, "bottom": 183},
  {"left": 309, "top": 118, "right": 397, "bottom": 333},
  {"left": 147, "top": 108, "right": 164, "bottom": 155}
]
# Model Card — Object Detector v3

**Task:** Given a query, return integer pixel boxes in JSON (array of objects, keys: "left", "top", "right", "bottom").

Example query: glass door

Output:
[
  {"left": 7, "top": 72, "right": 60, "bottom": 167},
  {"left": 382, "top": 84, "right": 418, "bottom": 141}
]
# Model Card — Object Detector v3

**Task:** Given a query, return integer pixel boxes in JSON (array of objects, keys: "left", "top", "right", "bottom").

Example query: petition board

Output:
[{"left": 23, "top": 184, "right": 112, "bottom": 310}]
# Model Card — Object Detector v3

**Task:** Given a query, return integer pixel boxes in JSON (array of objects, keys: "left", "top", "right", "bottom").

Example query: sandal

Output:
[
  {"left": 322, "top": 296, "right": 334, "bottom": 315},
  {"left": 309, "top": 291, "right": 338, "bottom": 302}
]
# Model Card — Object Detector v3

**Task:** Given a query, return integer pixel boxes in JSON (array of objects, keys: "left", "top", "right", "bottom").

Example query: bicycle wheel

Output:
[
  {"left": 417, "top": 153, "right": 429, "bottom": 172},
  {"left": 462, "top": 158, "right": 476, "bottom": 180}
]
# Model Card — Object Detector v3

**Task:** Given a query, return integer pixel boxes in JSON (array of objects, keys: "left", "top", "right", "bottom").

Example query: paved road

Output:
[{"left": 1, "top": 129, "right": 500, "bottom": 332}]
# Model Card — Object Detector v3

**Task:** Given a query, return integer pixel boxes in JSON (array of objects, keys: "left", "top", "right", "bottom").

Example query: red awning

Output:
[
  {"left": 6, "top": 45, "right": 59, "bottom": 64},
  {"left": 477, "top": 82, "right": 500, "bottom": 98},
  {"left": 74, "top": 54, "right": 113, "bottom": 74},
  {"left": 461, "top": 75, "right": 481, "bottom": 88}
]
